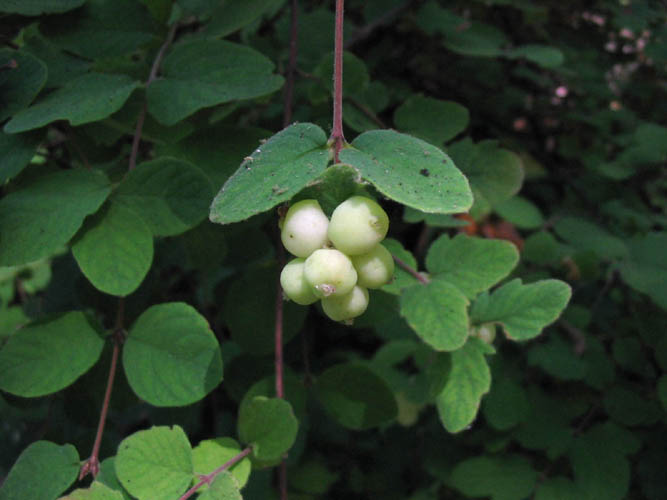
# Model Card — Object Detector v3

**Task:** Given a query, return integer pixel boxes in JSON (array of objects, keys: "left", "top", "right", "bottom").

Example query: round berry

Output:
[
  {"left": 321, "top": 285, "right": 369, "bottom": 322},
  {"left": 351, "top": 243, "right": 395, "bottom": 289},
  {"left": 280, "top": 199, "right": 330, "bottom": 258},
  {"left": 303, "top": 248, "right": 357, "bottom": 298},
  {"left": 328, "top": 196, "right": 389, "bottom": 255},
  {"left": 280, "top": 258, "right": 319, "bottom": 305}
]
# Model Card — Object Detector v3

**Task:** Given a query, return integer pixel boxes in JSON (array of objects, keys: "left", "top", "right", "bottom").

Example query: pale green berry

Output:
[
  {"left": 281, "top": 199, "right": 330, "bottom": 258},
  {"left": 351, "top": 243, "right": 395, "bottom": 289},
  {"left": 321, "top": 285, "right": 369, "bottom": 322},
  {"left": 328, "top": 196, "right": 389, "bottom": 255},
  {"left": 471, "top": 324, "right": 496, "bottom": 344},
  {"left": 303, "top": 248, "right": 357, "bottom": 298},
  {"left": 280, "top": 258, "right": 319, "bottom": 305}
]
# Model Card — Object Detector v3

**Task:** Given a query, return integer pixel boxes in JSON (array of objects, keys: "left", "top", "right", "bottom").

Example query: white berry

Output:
[
  {"left": 303, "top": 248, "right": 357, "bottom": 298},
  {"left": 280, "top": 199, "right": 330, "bottom": 258},
  {"left": 280, "top": 258, "right": 319, "bottom": 305},
  {"left": 327, "top": 196, "right": 389, "bottom": 255},
  {"left": 351, "top": 243, "right": 395, "bottom": 289},
  {"left": 321, "top": 285, "right": 369, "bottom": 322}
]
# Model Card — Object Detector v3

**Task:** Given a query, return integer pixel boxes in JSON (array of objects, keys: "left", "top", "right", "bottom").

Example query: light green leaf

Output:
[
  {"left": 400, "top": 280, "right": 469, "bottom": 351},
  {"left": 97, "top": 458, "right": 131, "bottom": 500},
  {"left": 494, "top": 196, "right": 544, "bottom": 229},
  {"left": 435, "top": 338, "right": 493, "bottom": 433},
  {"left": 0, "top": 130, "right": 43, "bottom": 183},
  {"left": 0, "top": 0, "right": 85, "bottom": 15},
  {"left": 0, "top": 50, "right": 47, "bottom": 121},
  {"left": 316, "top": 362, "right": 398, "bottom": 430},
  {"left": 147, "top": 39, "right": 284, "bottom": 125},
  {"left": 122, "top": 302, "right": 223, "bottom": 406},
  {"left": 203, "top": 0, "right": 283, "bottom": 38},
  {"left": 114, "top": 158, "right": 214, "bottom": 237},
  {"left": 210, "top": 123, "right": 329, "bottom": 224},
  {"left": 507, "top": 45, "right": 565, "bottom": 68},
  {"left": 554, "top": 217, "right": 628, "bottom": 260},
  {"left": 0, "top": 169, "right": 111, "bottom": 266},
  {"left": 0, "top": 312, "right": 104, "bottom": 397},
  {"left": 192, "top": 438, "right": 251, "bottom": 490},
  {"left": 115, "top": 426, "right": 193, "bottom": 500},
  {"left": 72, "top": 202, "right": 153, "bottom": 297},
  {"left": 382, "top": 238, "right": 420, "bottom": 295},
  {"left": 197, "top": 472, "right": 242, "bottom": 500},
  {"left": 340, "top": 130, "right": 473, "bottom": 214},
  {"left": 60, "top": 482, "right": 124, "bottom": 500},
  {"left": 471, "top": 279, "right": 572, "bottom": 341},
  {"left": 4, "top": 73, "right": 139, "bottom": 133},
  {"left": 0, "top": 441, "right": 79, "bottom": 500},
  {"left": 449, "top": 455, "right": 537, "bottom": 500},
  {"left": 618, "top": 232, "right": 667, "bottom": 309},
  {"left": 394, "top": 95, "right": 469, "bottom": 144},
  {"left": 425, "top": 234, "right": 519, "bottom": 299},
  {"left": 237, "top": 396, "right": 299, "bottom": 461}
]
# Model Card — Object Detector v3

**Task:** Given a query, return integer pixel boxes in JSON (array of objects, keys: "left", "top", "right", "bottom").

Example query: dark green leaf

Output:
[
  {"left": 481, "top": 378, "right": 530, "bottom": 430},
  {"left": 294, "top": 163, "right": 368, "bottom": 216},
  {"left": 448, "top": 455, "right": 537, "bottom": 500},
  {"left": 393, "top": 95, "right": 469, "bottom": 144},
  {"left": 494, "top": 196, "right": 544, "bottom": 229},
  {"left": 0, "top": 130, "right": 42, "bottom": 183},
  {"left": 0, "top": 168, "right": 111, "bottom": 266},
  {"left": 22, "top": 34, "right": 92, "bottom": 89},
  {"left": 210, "top": 123, "right": 329, "bottom": 224},
  {"left": 507, "top": 45, "right": 565, "bottom": 68},
  {"left": 0, "top": 312, "right": 104, "bottom": 397},
  {"left": 528, "top": 334, "right": 587, "bottom": 380},
  {"left": 313, "top": 51, "right": 370, "bottom": 95},
  {"left": 340, "top": 130, "right": 473, "bottom": 214},
  {"left": 554, "top": 217, "right": 628, "bottom": 260},
  {"left": 618, "top": 232, "right": 667, "bottom": 309},
  {"left": 382, "top": 238, "right": 421, "bottom": 295},
  {"left": 203, "top": 0, "right": 287, "bottom": 38},
  {"left": 0, "top": 50, "right": 47, "bottom": 121},
  {"left": 0, "top": 0, "right": 85, "bottom": 14},
  {"left": 237, "top": 396, "right": 299, "bottom": 461},
  {"left": 122, "top": 302, "right": 223, "bottom": 406},
  {"left": 535, "top": 477, "right": 579, "bottom": 500}
]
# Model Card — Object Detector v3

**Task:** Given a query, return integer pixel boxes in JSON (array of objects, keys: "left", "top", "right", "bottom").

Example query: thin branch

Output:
[
  {"left": 344, "top": 0, "right": 413, "bottom": 49},
  {"left": 559, "top": 319, "right": 586, "bottom": 355},
  {"left": 283, "top": 0, "right": 299, "bottom": 127},
  {"left": 279, "top": 460, "right": 288, "bottom": 500},
  {"left": 347, "top": 96, "right": 387, "bottom": 128},
  {"left": 275, "top": 267, "right": 285, "bottom": 399},
  {"left": 79, "top": 299, "right": 125, "bottom": 480},
  {"left": 128, "top": 22, "right": 178, "bottom": 171},
  {"left": 329, "top": 0, "right": 346, "bottom": 162},
  {"left": 393, "top": 256, "right": 430, "bottom": 284},
  {"left": 178, "top": 447, "right": 252, "bottom": 500}
]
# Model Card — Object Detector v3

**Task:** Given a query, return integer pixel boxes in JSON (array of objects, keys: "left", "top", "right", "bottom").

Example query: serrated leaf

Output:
[
  {"left": 0, "top": 169, "right": 111, "bottom": 266},
  {"left": 210, "top": 123, "right": 329, "bottom": 224},
  {"left": 237, "top": 396, "right": 299, "bottom": 461},
  {"left": 0, "top": 0, "right": 85, "bottom": 14},
  {"left": 0, "top": 49, "right": 47, "bottom": 121},
  {"left": 113, "top": 158, "right": 214, "bottom": 237},
  {"left": 554, "top": 217, "right": 628, "bottom": 260},
  {"left": 122, "top": 302, "right": 223, "bottom": 406},
  {"left": 197, "top": 472, "right": 242, "bottom": 500},
  {"left": 4, "top": 73, "right": 139, "bottom": 134},
  {"left": 425, "top": 234, "right": 519, "bottom": 299},
  {"left": 0, "top": 441, "right": 79, "bottom": 500},
  {"left": 192, "top": 438, "right": 251, "bottom": 490},
  {"left": 147, "top": 40, "right": 284, "bottom": 125},
  {"left": 435, "top": 338, "right": 492, "bottom": 433},
  {"left": 618, "top": 231, "right": 667, "bottom": 309},
  {"left": 449, "top": 455, "right": 537, "bottom": 500},
  {"left": 339, "top": 130, "right": 472, "bottom": 214},
  {"left": 0, "top": 312, "right": 104, "bottom": 397},
  {"left": 115, "top": 426, "right": 193, "bottom": 500},
  {"left": 72, "top": 202, "right": 153, "bottom": 296},
  {"left": 394, "top": 95, "right": 469, "bottom": 144},
  {"left": 0, "top": 130, "right": 43, "bottom": 183},
  {"left": 471, "top": 279, "right": 572, "bottom": 341},
  {"left": 60, "top": 482, "right": 124, "bottom": 500},
  {"left": 316, "top": 362, "right": 398, "bottom": 430},
  {"left": 400, "top": 280, "right": 469, "bottom": 351}
]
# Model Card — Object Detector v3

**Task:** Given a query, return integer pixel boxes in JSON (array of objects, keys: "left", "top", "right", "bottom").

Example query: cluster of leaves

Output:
[{"left": 0, "top": 1, "right": 665, "bottom": 500}]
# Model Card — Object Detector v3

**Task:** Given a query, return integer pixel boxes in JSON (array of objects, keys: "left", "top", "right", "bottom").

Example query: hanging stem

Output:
[{"left": 329, "top": 0, "right": 346, "bottom": 162}]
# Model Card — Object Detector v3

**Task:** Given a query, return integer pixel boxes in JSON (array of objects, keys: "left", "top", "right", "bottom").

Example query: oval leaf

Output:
[
  {"left": 237, "top": 396, "right": 299, "bottom": 461},
  {"left": 0, "top": 49, "right": 47, "bottom": 122},
  {"left": 394, "top": 95, "right": 469, "bottom": 144},
  {"left": 0, "top": 130, "right": 43, "bottom": 183},
  {"left": 197, "top": 472, "right": 242, "bottom": 500},
  {"left": 449, "top": 455, "right": 537, "bottom": 500},
  {"left": 123, "top": 302, "right": 223, "bottom": 406},
  {"left": 192, "top": 438, "right": 251, "bottom": 491}
]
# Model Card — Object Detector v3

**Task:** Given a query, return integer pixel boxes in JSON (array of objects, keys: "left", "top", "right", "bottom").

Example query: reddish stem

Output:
[
  {"left": 275, "top": 245, "right": 286, "bottom": 399},
  {"left": 329, "top": 0, "right": 346, "bottom": 162},
  {"left": 279, "top": 460, "right": 288, "bottom": 500},
  {"left": 79, "top": 299, "right": 125, "bottom": 480},
  {"left": 283, "top": 0, "right": 299, "bottom": 128},
  {"left": 393, "top": 256, "right": 430, "bottom": 285},
  {"left": 178, "top": 447, "right": 252, "bottom": 500}
]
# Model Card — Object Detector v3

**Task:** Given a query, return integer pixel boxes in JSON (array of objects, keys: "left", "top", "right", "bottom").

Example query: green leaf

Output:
[
  {"left": 425, "top": 234, "right": 519, "bottom": 299},
  {"left": 339, "top": 130, "right": 473, "bottom": 214},
  {"left": 22, "top": 34, "right": 92, "bottom": 89},
  {"left": 0, "top": 50, "right": 47, "bottom": 121},
  {"left": 293, "top": 163, "right": 368, "bottom": 216},
  {"left": 4, "top": 73, "right": 139, "bottom": 134},
  {"left": 113, "top": 158, "right": 214, "bottom": 237},
  {"left": 382, "top": 238, "right": 420, "bottom": 294},
  {"left": 0, "top": 169, "right": 111, "bottom": 266},
  {"left": 0, "top": 0, "right": 85, "bottom": 14},
  {"left": 290, "top": 459, "right": 339, "bottom": 495},
  {"left": 192, "top": 438, "right": 251, "bottom": 490},
  {"left": 237, "top": 396, "right": 299, "bottom": 461},
  {"left": 393, "top": 95, "right": 469, "bottom": 144},
  {"left": 146, "top": 39, "right": 284, "bottom": 125},
  {"left": 210, "top": 123, "right": 329, "bottom": 224},
  {"left": 603, "top": 386, "right": 661, "bottom": 427},
  {"left": 0, "top": 130, "right": 43, "bottom": 183},
  {"left": 60, "top": 482, "right": 124, "bottom": 500},
  {"left": 535, "top": 477, "right": 579, "bottom": 500},
  {"left": 659, "top": 375, "right": 667, "bottom": 412},
  {"left": 435, "top": 338, "right": 493, "bottom": 433},
  {"left": 449, "top": 455, "right": 537, "bottom": 500},
  {"left": 197, "top": 472, "right": 242, "bottom": 500},
  {"left": 400, "top": 280, "right": 469, "bottom": 351},
  {"left": 0, "top": 312, "right": 104, "bottom": 397},
  {"left": 527, "top": 334, "right": 587, "bottom": 380},
  {"left": 471, "top": 279, "right": 572, "bottom": 341},
  {"left": 115, "top": 426, "right": 193, "bottom": 500},
  {"left": 313, "top": 51, "right": 370, "bottom": 96},
  {"left": 316, "top": 362, "right": 397, "bottom": 430},
  {"left": 481, "top": 378, "right": 530, "bottom": 430},
  {"left": 0, "top": 441, "right": 79, "bottom": 500},
  {"left": 618, "top": 232, "right": 667, "bottom": 309},
  {"left": 554, "top": 217, "right": 628, "bottom": 260},
  {"left": 97, "top": 458, "right": 131, "bottom": 500},
  {"left": 507, "top": 45, "right": 565, "bottom": 68},
  {"left": 494, "top": 196, "right": 544, "bottom": 229},
  {"left": 203, "top": 0, "right": 283, "bottom": 38},
  {"left": 72, "top": 202, "right": 153, "bottom": 296},
  {"left": 122, "top": 302, "right": 223, "bottom": 406}
]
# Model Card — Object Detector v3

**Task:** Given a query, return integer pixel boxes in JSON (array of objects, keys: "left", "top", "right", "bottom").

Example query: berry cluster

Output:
[{"left": 279, "top": 196, "right": 394, "bottom": 323}]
